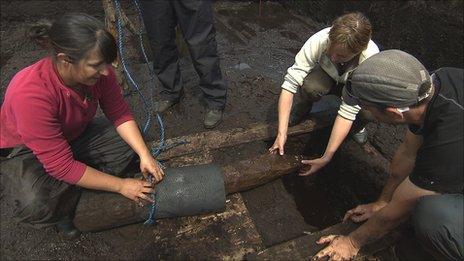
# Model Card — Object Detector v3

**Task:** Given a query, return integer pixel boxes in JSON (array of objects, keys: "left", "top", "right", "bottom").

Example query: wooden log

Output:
[
  {"left": 155, "top": 110, "right": 336, "bottom": 161},
  {"left": 74, "top": 153, "right": 303, "bottom": 232},
  {"left": 245, "top": 221, "right": 402, "bottom": 260},
  {"left": 224, "top": 153, "right": 303, "bottom": 194}
]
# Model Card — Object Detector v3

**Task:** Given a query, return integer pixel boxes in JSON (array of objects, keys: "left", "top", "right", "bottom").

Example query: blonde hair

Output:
[{"left": 329, "top": 12, "right": 372, "bottom": 54}]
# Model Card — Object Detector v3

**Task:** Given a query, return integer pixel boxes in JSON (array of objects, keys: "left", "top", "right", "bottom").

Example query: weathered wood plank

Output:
[
  {"left": 246, "top": 222, "right": 359, "bottom": 260},
  {"left": 246, "top": 221, "right": 402, "bottom": 260},
  {"left": 102, "top": 194, "right": 264, "bottom": 260}
]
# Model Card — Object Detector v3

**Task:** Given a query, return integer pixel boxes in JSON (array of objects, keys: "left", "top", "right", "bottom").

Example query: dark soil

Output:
[{"left": 1, "top": 0, "right": 462, "bottom": 260}]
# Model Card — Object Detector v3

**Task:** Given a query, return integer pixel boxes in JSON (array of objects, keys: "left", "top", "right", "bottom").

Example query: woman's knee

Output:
[
  {"left": 301, "top": 68, "right": 335, "bottom": 100},
  {"left": 14, "top": 191, "right": 54, "bottom": 226}
]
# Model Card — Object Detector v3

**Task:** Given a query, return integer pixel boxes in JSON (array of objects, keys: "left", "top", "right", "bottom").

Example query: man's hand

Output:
[
  {"left": 139, "top": 154, "right": 164, "bottom": 183},
  {"left": 269, "top": 133, "right": 287, "bottom": 155},
  {"left": 299, "top": 156, "right": 330, "bottom": 176},
  {"left": 313, "top": 235, "right": 360, "bottom": 261},
  {"left": 118, "top": 178, "right": 155, "bottom": 206},
  {"left": 343, "top": 201, "right": 388, "bottom": 223}
]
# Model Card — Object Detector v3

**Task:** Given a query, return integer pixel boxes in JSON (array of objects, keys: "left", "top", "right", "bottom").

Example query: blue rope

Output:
[
  {"left": 114, "top": 0, "right": 152, "bottom": 134},
  {"left": 114, "top": 0, "right": 167, "bottom": 226}
]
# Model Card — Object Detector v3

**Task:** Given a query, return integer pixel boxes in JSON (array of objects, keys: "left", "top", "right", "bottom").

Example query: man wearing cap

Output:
[{"left": 313, "top": 50, "right": 463, "bottom": 260}]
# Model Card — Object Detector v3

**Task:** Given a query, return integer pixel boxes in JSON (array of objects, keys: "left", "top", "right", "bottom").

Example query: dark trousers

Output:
[
  {"left": 299, "top": 65, "right": 374, "bottom": 132},
  {"left": 140, "top": 0, "right": 227, "bottom": 109},
  {"left": 2, "top": 118, "right": 135, "bottom": 228},
  {"left": 410, "top": 194, "right": 463, "bottom": 260}
]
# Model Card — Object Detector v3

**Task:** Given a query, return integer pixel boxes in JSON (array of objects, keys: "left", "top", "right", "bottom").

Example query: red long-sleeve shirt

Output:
[{"left": 1, "top": 57, "right": 134, "bottom": 184}]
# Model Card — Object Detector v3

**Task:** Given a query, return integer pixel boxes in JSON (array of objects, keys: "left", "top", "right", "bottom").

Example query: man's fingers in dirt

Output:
[
  {"left": 329, "top": 252, "right": 341, "bottom": 261},
  {"left": 343, "top": 209, "right": 356, "bottom": 222},
  {"left": 313, "top": 247, "right": 330, "bottom": 260},
  {"left": 316, "top": 235, "right": 337, "bottom": 244}
]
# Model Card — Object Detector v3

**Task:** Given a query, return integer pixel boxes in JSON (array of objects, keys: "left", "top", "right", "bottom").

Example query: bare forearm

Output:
[
  {"left": 277, "top": 90, "right": 294, "bottom": 135},
  {"left": 378, "top": 144, "right": 416, "bottom": 202},
  {"left": 76, "top": 165, "right": 122, "bottom": 193},
  {"left": 322, "top": 115, "right": 353, "bottom": 159},
  {"left": 350, "top": 177, "right": 433, "bottom": 248},
  {"left": 116, "top": 120, "right": 151, "bottom": 158},
  {"left": 349, "top": 204, "right": 405, "bottom": 248}
]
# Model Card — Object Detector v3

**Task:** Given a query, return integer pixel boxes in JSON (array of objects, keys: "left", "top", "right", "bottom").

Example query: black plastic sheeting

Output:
[{"left": 141, "top": 163, "right": 226, "bottom": 219}]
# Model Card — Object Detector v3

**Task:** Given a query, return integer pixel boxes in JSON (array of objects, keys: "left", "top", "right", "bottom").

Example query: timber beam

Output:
[{"left": 155, "top": 110, "right": 337, "bottom": 161}]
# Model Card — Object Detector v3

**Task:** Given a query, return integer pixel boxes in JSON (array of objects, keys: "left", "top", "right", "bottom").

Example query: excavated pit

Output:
[{"left": 0, "top": 0, "right": 462, "bottom": 259}]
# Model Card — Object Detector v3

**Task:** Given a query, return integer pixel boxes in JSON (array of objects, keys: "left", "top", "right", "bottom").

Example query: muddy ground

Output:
[{"left": 1, "top": 0, "right": 462, "bottom": 260}]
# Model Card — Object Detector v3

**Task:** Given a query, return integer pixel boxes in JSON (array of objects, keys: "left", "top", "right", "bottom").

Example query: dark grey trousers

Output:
[
  {"left": 140, "top": 0, "right": 227, "bottom": 109},
  {"left": 411, "top": 194, "right": 463, "bottom": 260},
  {"left": 2, "top": 118, "right": 135, "bottom": 228}
]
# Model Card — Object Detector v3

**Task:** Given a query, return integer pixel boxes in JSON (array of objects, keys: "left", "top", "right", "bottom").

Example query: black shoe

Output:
[
  {"left": 56, "top": 220, "right": 81, "bottom": 239},
  {"left": 204, "top": 109, "right": 223, "bottom": 129}
]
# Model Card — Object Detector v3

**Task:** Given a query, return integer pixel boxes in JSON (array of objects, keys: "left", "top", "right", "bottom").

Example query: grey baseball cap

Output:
[{"left": 342, "top": 49, "right": 432, "bottom": 108}]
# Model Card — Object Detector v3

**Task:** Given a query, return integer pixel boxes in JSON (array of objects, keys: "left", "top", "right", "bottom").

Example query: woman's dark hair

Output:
[{"left": 28, "top": 13, "right": 117, "bottom": 64}]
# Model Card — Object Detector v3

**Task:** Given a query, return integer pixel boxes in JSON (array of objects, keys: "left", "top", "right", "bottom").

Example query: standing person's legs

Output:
[
  {"left": 412, "top": 194, "right": 463, "bottom": 260},
  {"left": 290, "top": 65, "right": 335, "bottom": 126},
  {"left": 3, "top": 118, "right": 135, "bottom": 231},
  {"left": 140, "top": 0, "right": 183, "bottom": 108},
  {"left": 174, "top": 0, "right": 227, "bottom": 111}
]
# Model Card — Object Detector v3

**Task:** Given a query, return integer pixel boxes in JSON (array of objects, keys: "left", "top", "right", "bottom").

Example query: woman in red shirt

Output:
[{"left": 0, "top": 13, "right": 163, "bottom": 237}]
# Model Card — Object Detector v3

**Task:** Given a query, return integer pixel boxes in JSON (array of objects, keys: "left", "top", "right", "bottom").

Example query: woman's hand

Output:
[
  {"left": 269, "top": 133, "right": 287, "bottom": 155},
  {"left": 118, "top": 178, "right": 154, "bottom": 206},
  {"left": 139, "top": 153, "right": 164, "bottom": 183},
  {"left": 299, "top": 156, "right": 331, "bottom": 176}
]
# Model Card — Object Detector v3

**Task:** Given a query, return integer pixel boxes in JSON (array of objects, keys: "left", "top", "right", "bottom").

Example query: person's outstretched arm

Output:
[
  {"left": 269, "top": 89, "right": 294, "bottom": 155},
  {"left": 314, "top": 177, "right": 437, "bottom": 260},
  {"left": 343, "top": 130, "right": 422, "bottom": 223},
  {"left": 299, "top": 115, "right": 352, "bottom": 175}
]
